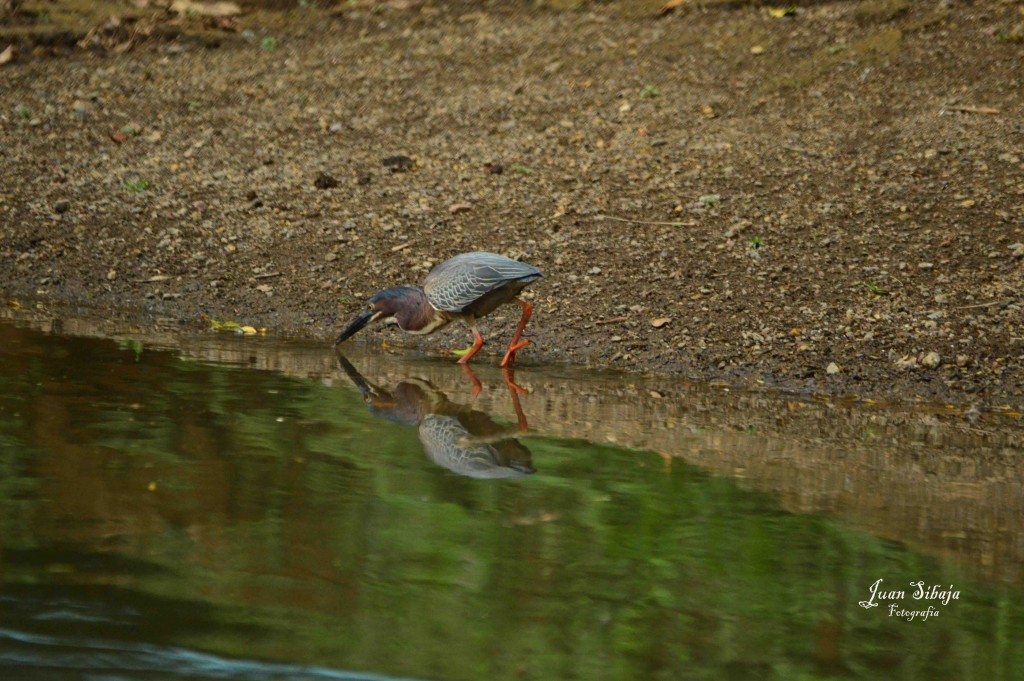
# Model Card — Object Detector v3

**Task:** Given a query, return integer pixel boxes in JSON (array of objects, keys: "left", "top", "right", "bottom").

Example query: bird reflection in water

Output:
[{"left": 337, "top": 354, "right": 535, "bottom": 479}]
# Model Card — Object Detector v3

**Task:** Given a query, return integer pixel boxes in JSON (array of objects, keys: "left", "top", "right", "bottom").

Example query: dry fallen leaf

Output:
[
  {"left": 651, "top": 317, "right": 671, "bottom": 328},
  {"left": 659, "top": 0, "right": 687, "bottom": 16}
]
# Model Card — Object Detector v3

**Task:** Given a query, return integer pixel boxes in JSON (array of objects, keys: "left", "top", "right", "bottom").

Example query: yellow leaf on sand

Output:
[{"left": 241, "top": 325, "right": 257, "bottom": 335}]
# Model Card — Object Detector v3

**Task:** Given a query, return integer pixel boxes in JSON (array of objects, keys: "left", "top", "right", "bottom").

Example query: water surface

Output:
[{"left": 1, "top": 316, "right": 1022, "bottom": 680}]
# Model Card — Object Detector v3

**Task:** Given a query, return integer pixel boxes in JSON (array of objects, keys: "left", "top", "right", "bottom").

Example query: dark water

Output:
[{"left": 1, "top": 318, "right": 1023, "bottom": 681}]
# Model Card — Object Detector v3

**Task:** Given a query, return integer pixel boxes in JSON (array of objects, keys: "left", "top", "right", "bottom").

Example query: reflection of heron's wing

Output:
[{"left": 419, "top": 415, "right": 533, "bottom": 479}]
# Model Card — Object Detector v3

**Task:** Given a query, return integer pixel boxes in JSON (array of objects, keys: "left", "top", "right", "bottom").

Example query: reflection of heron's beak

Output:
[
  {"left": 335, "top": 309, "right": 377, "bottom": 345},
  {"left": 336, "top": 351, "right": 374, "bottom": 399}
]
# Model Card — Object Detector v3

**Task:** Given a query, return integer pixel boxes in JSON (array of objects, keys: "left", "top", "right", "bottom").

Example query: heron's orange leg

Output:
[
  {"left": 502, "top": 367, "right": 529, "bottom": 431},
  {"left": 500, "top": 300, "right": 533, "bottom": 368},
  {"left": 457, "top": 326, "right": 485, "bottom": 365}
]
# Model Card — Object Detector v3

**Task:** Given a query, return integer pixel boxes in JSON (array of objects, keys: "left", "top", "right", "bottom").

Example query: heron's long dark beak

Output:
[{"left": 335, "top": 309, "right": 376, "bottom": 345}]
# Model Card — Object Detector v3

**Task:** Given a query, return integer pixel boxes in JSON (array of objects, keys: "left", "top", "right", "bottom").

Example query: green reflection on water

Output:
[{"left": 0, "top": 322, "right": 1022, "bottom": 680}]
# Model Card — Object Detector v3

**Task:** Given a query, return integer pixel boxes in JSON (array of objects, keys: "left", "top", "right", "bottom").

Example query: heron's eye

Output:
[{"left": 367, "top": 304, "right": 374, "bottom": 311}]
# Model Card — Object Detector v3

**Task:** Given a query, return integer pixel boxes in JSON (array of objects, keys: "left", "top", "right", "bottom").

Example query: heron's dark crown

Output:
[{"left": 370, "top": 286, "right": 421, "bottom": 301}]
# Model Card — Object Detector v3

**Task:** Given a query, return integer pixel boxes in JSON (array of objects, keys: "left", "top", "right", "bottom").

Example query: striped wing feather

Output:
[{"left": 423, "top": 252, "right": 541, "bottom": 312}]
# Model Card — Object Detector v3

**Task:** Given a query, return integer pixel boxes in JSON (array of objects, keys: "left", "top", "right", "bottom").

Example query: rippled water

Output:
[{"left": 1, "top": 315, "right": 1022, "bottom": 680}]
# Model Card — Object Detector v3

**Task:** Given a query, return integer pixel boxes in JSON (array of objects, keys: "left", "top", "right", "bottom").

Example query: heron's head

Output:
[{"left": 335, "top": 287, "right": 426, "bottom": 344}]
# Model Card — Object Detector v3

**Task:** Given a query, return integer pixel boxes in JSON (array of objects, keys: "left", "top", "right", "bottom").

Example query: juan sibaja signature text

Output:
[{"left": 858, "top": 579, "right": 959, "bottom": 621}]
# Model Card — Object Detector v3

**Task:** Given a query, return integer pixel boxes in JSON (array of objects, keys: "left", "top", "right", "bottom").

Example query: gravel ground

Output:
[{"left": 1, "top": 0, "right": 1023, "bottom": 406}]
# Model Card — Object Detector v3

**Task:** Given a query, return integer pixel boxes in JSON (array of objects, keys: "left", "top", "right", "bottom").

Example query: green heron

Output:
[
  {"left": 335, "top": 251, "right": 542, "bottom": 367},
  {"left": 337, "top": 354, "right": 534, "bottom": 478}
]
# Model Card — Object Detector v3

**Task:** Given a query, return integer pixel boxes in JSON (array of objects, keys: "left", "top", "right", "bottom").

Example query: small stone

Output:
[
  {"left": 921, "top": 351, "right": 941, "bottom": 369},
  {"left": 448, "top": 202, "right": 472, "bottom": 215},
  {"left": 382, "top": 155, "right": 415, "bottom": 172},
  {"left": 589, "top": 266, "right": 602, "bottom": 275},
  {"left": 956, "top": 354, "right": 970, "bottom": 367},
  {"left": 917, "top": 262, "right": 934, "bottom": 270},
  {"left": 750, "top": 45, "right": 765, "bottom": 55},
  {"left": 826, "top": 362, "right": 840, "bottom": 375},
  {"left": 54, "top": 200, "right": 70, "bottom": 214},
  {"left": 651, "top": 317, "right": 671, "bottom": 328},
  {"left": 72, "top": 100, "right": 91, "bottom": 119},
  {"left": 314, "top": 171, "right": 338, "bottom": 190},
  {"left": 106, "top": 269, "right": 117, "bottom": 281},
  {"left": 256, "top": 284, "right": 273, "bottom": 295},
  {"left": 1009, "top": 243, "right": 1024, "bottom": 258}
]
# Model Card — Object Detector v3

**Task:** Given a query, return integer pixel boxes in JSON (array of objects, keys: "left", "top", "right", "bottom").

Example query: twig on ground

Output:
[
  {"left": 596, "top": 214, "right": 693, "bottom": 227},
  {"left": 948, "top": 105, "right": 1000, "bottom": 115}
]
